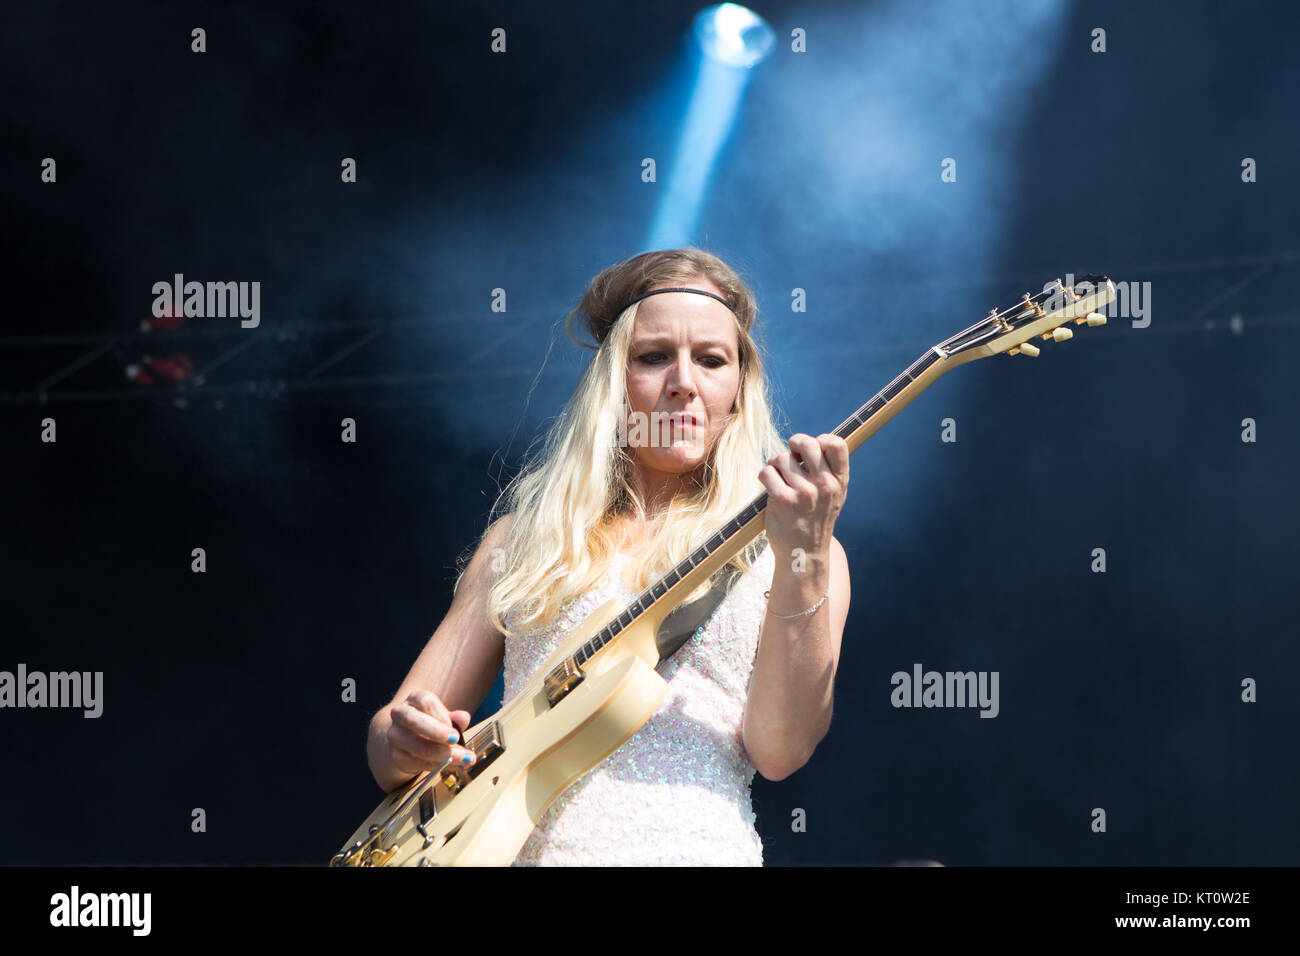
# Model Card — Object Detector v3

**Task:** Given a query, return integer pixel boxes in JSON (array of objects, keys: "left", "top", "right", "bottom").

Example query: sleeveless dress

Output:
[{"left": 503, "top": 543, "right": 776, "bottom": 866}]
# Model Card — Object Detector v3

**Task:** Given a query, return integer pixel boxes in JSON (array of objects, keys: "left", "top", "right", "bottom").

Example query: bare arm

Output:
[
  {"left": 744, "top": 433, "right": 852, "bottom": 782},
  {"left": 742, "top": 535, "right": 850, "bottom": 781},
  {"left": 366, "top": 515, "right": 512, "bottom": 792}
]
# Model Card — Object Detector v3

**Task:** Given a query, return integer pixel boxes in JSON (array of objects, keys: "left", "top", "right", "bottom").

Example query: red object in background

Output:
[
  {"left": 143, "top": 353, "right": 196, "bottom": 384},
  {"left": 124, "top": 363, "right": 155, "bottom": 386},
  {"left": 140, "top": 305, "right": 185, "bottom": 332}
]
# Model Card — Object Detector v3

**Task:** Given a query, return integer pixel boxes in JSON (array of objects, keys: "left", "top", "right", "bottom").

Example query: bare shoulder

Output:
[{"left": 455, "top": 513, "right": 514, "bottom": 598}]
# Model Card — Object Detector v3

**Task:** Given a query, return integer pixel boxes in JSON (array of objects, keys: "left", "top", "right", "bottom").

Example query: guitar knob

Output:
[
  {"left": 1085, "top": 312, "right": 1107, "bottom": 327},
  {"left": 1010, "top": 342, "right": 1040, "bottom": 357},
  {"left": 1052, "top": 327, "right": 1073, "bottom": 342}
]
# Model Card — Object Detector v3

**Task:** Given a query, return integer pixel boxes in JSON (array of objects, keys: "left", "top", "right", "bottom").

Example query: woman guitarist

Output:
[{"left": 365, "top": 248, "right": 852, "bottom": 865}]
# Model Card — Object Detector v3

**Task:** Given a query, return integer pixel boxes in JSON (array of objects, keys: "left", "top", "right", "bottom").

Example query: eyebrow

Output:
[{"left": 632, "top": 337, "right": 734, "bottom": 352}]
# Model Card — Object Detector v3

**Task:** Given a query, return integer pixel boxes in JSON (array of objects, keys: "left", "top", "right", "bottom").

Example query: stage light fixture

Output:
[{"left": 693, "top": 3, "right": 775, "bottom": 69}]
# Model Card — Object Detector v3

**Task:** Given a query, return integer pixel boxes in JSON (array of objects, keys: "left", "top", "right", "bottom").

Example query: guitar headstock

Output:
[{"left": 939, "top": 275, "right": 1116, "bottom": 361}]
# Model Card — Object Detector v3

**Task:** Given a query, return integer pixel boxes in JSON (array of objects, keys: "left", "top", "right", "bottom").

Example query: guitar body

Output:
[{"left": 332, "top": 599, "right": 670, "bottom": 866}]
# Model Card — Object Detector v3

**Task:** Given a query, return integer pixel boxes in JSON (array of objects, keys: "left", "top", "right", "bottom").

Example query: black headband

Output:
[{"left": 613, "top": 287, "right": 742, "bottom": 323}]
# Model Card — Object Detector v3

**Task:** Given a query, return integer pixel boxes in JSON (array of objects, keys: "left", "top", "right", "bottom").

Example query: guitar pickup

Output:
[
  {"left": 464, "top": 720, "right": 504, "bottom": 780},
  {"left": 543, "top": 658, "right": 584, "bottom": 707}
]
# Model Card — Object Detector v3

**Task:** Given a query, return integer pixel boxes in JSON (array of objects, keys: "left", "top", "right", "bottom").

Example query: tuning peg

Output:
[
  {"left": 1085, "top": 312, "right": 1106, "bottom": 327},
  {"left": 1009, "top": 342, "right": 1040, "bottom": 357},
  {"left": 1053, "top": 327, "right": 1073, "bottom": 342}
]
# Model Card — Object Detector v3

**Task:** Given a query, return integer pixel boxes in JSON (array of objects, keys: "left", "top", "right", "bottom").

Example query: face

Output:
[{"left": 622, "top": 276, "right": 742, "bottom": 488}]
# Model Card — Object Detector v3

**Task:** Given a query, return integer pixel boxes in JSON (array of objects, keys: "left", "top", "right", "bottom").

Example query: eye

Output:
[{"left": 635, "top": 352, "right": 727, "bottom": 367}]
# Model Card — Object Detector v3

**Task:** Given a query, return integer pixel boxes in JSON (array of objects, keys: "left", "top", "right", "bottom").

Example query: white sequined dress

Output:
[{"left": 504, "top": 544, "right": 775, "bottom": 866}]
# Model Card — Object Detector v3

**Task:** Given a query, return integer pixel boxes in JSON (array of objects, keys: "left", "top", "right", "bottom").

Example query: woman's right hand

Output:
[{"left": 386, "top": 690, "right": 477, "bottom": 774}]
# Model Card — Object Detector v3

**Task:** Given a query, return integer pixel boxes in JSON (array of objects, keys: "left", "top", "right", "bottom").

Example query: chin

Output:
[{"left": 642, "top": 448, "right": 705, "bottom": 473}]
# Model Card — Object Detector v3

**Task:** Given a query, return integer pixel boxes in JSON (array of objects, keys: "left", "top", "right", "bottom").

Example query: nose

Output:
[{"left": 665, "top": 355, "right": 698, "bottom": 400}]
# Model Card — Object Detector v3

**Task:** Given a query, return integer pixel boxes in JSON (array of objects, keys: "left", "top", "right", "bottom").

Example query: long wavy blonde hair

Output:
[{"left": 465, "top": 248, "right": 788, "bottom": 636}]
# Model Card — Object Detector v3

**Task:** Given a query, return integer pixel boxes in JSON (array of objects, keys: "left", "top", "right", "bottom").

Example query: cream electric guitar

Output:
[{"left": 330, "top": 274, "right": 1117, "bottom": 867}]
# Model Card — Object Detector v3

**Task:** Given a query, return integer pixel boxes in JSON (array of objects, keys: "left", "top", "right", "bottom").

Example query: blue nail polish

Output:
[
  {"left": 461, "top": 754, "right": 472, "bottom": 764},
  {"left": 447, "top": 732, "right": 459, "bottom": 743}
]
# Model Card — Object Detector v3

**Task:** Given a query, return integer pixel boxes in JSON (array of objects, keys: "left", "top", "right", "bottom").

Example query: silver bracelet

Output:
[{"left": 763, "top": 587, "right": 830, "bottom": 619}]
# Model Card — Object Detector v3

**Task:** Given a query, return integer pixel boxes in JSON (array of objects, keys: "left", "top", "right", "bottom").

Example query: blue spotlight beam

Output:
[
  {"left": 647, "top": 57, "right": 752, "bottom": 250},
  {"left": 645, "top": 4, "right": 775, "bottom": 250}
]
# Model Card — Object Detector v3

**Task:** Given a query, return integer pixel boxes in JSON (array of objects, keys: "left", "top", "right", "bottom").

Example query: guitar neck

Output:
[{"left": 572, "top": 344, "right": 961, "bottom": 668}]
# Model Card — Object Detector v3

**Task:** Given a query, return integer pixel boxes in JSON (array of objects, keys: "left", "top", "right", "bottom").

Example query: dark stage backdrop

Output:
[{"left": 1, "top": 0, "right": 1296, "bottom": 866}]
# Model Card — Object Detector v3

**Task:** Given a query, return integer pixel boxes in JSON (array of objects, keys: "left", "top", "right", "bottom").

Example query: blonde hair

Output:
[{"left": 465, "top": 248, "right": 788, "bottom": 635}]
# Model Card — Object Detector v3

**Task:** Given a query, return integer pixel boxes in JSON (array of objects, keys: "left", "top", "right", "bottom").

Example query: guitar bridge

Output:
[{"left": 543, "top": 658, "right": 584, "bottom": 707}]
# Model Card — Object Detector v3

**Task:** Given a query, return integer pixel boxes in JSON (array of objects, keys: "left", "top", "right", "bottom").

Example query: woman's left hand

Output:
[{"left": 758, "top": 433, "right": 850, "bottom": 560}]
